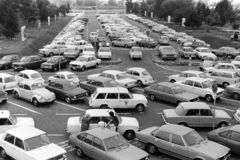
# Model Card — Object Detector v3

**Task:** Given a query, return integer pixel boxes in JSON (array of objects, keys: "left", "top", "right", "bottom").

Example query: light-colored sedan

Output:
[
  {"left": 0, "top": 73, "right": 17, "bottom": 91},
  {"left": 69, "top": 55, "right": 101, "bottom": 71},
  {"left": 112, "top": 38, "right": 136, "bottom": 48},
  {"left": 231, "top": 55, "right": 240, "bottom": 68},
  {"left": 179, "top": 47, "right": 196, "bottom": 59},
  {"left": 48, "top": 71, "right": 80, "bottom": 86},
  {"left": 63, "top": 48, "right": 80, "bottom": 59},
  {"left": 39, "top": 45, "right": 66, "bottom": 57},
  {"left": 15, "top": 70, "right": 45, "bottom": 84},
  {"left": 194, "top": 47, "right": 217, "bottom": 60},
  {"left": 98, "top": 47, "right": 112, "bottom": 59},
  {"left": 129, "top": 46, "right": 142, "bottom": 59},
  {"left": 158, "top": 46, "right": 178, "bottom": 60}
]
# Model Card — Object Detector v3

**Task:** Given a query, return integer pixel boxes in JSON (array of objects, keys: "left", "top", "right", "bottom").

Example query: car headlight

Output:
[
  {"left": 49, "top": 66, "right": 52, "bottom": 68},
  {"left": 73, "top": 96, "right": 77, "bottom": 99},
  {"left": 78, "top": 65, "right": 81, "bottom": 68},
  {"left": 144, "top": 156, "right": 149, "bottom": 160}
]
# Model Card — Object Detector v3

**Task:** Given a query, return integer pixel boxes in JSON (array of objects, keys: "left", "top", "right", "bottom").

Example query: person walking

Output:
[
  {"left": 109, "top": 111, "right": 119, "bottom": 132},
  {"left": 80, "top": 113, "right": 90, "bottom": 131}
]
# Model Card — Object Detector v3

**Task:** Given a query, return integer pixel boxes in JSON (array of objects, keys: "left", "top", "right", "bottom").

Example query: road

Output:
[{"left": 1, "top": 11, "right": 240, "bottom": 160}]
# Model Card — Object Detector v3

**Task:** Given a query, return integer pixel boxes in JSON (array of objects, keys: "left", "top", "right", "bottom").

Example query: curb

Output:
[{"left": 101, "top": 55, "right": 122, "bottom": 65}]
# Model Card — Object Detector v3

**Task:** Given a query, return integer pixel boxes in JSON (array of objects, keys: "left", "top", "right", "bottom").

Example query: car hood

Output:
[
  {"left": 16, "top": 117, "right": 35, "bottom": 127},
  {"left": 42, "top": 62, "right": 56, "bottom": 66},
  {"left": 215, "top": 110, "right": 231, "bottom": 119},
  {"left": 120, "top": 117, "right": 139, "bottom": 128},
  {"left": 132, "top": 94, "right": 147, "bottom": 101},
  {"left": 33, "top": 88, "right": 54, "bottom": 99},
  {"left": 177, "top": 92, "right": 199, "bottom": 100},
  {"left": 169, "top": 74, "right": 180, "bottom": 78},
  {"left": 0, "top": 61, "right": 9, "bottom": 65},
  {"left": 70, "top": 61, "right": 86, "bottom": 65},
  {"left": 28, "top": 143, "right": 66, "bottom": 160},
  {"left": 190, "top": 140, "right": 229, "bottom": 159},
  {"left": 109, "top": 145, "right": 148, "bottom": 160}
]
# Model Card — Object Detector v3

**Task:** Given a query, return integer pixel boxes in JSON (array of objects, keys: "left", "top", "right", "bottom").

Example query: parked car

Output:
[
  {"left": 136, "top": 124, "right": 230, "bottom": 160},
  {"left": 0, "top": 126, "right": 67, "bottom": 160},
  {"left": 97, "top": 47, "right": 112, "bottom": 59},
  {"left": 177, "top": 36, "right": 195, "bottom": 44},
  {"left": 112, "top": 38, "right": 136, "bottom": 48},
  {"left": 179, "top": 47, "right": 196, "bottom": 59},
  {"left": 186, "top": 40, "right": 210, "bottom": 49},
  {"left": 231, "top": 55, "right": 240, "bottom": 68},
  {"left": 0, "top": 73, "right": 18, "bottom": 91},
  {"left": 48, "top": 71, "right": 80, "bottom": 86},
  {"left": 89, "top": 31, "right": 98, "bottom": 40},
  {"left": 12, "top": 55, "right": 46, "bottom": 71},
  {"left": 194, "top": 47, "right": 217, "bottom": 60},
  {"left": 203, "top": 62, "right": 240, "bottom": 75},
  {"left": 0, "top": 55, "right": 20, "bottom": 70},
  {"left": 46, "top": 79, "right": 88, "bottom": 103},
  {"left": 82, "top": 45, "right": 95, "bottom": 56},
  {"left": 233, "top": 108, "right": 240, "bottom": 122},
  {"left": 0, "top": 110, "right": 34, "bottom": 133},
  {"left": 69, "top": 128, "right": 149, "bottom": 160},
  {"left": 157, "top": 46, "right": 178, "bottom": 60},
  {"left": 126, "top": 67, "right": 155, "bottom": 86},
  {"left": 226, "top": 82, "right": 240, "bottom": 100},
  {"left": 65, "top": 40, "right": 87, "bottom": 52},
  {"left": 175, "top": 77, "right": 224, "bottom": 102},
  {"left": 69, "top": 55, "right": 101, "bottom": 71},
  {"left": 38, "top": 45, "right": 66, "bottom": 57},
  {"left": 88, "top": 70, "right": 138, "bottom": 89},
  {"left": 0, "top": 90, "right": 7, "bottom": 103},
  {"left": 136, "top": 39, "right": 157, "bottom": 48},
  {"left": 208, "top": 125, "right": 240, "bottom": 155},
  {"left": 13, "top": 80, "right": 55, "bottom": 106},
  {"left": 129, "top": 46, "right": 142, "bottom": 59},
  {"left": 157, "top": 35, "right": 169, "bottom": 45},
  {"left": 162, "top": 102, "right": 232, "bottom": 127},
  {"left": 211, "top": 47, "right": 240, "bottom": 59},
  {"left": 15, "top": 70, "right": 44, "bottom": 84},
  {"left": 79, "top": 77, "right": 118, "bottom": 94},
  {"left": 89, "top": 87, "right": 148, "bottom": 112},
  {"left": 97, "top": 36, "right": 110, "bottom": 47},
  {"left": 66, "top": 109, "right": 139, "bottom": 140},
  {"left": 41, "top": 56, "right": 70, "bottom": 71},
  {"left": 63, "top": 47, "right": 80, "bottom": 59}
]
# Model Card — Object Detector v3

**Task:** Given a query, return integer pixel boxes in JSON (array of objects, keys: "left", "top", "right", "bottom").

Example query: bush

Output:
[{"left": 232, "top": 22, "right": 240, "bottom": 29}]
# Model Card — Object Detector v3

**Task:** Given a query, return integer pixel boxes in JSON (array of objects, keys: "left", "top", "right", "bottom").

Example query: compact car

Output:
[
  {"left": 98, "top": 47, "right": 112, "bottom": 59},
  {"left": 179, "top": 47, "right": 196, "bottom": 59},
  {"left": 69, "top": 55, "right": 101, "bottom": 71},
  {"left": 0, "top": 73, "right": 17, "bottom": 91},
  {"left": 0, "top": 55, "right": 20, "bottom": 70},
  {"left": 157, "top": 46, "right": 178, "bottom": 60},
  {"left": 41, "top": 56, "right": 70, "bottom": 71},
  {"left": 48, "top": 71, "right": 80, "bottom": 86},
  {"left": 129, "top": 46, "right": 142, "bottom": 59},
  {"left": 15, "top": 70, "right": 44, "bottom": 84}
]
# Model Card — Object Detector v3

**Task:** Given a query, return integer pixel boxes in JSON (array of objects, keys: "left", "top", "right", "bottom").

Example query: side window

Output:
[
  {"left": 96, "top": 82, "right": 103, "bottom": 87},
  {"left": 126, "top": 70, "right": 132, "bottom": 75},
  {"left": 188, "top": 73, "right": 196, "bottom": 77},
  {"left": 100, "top": 73, "right": 107, "bottom": 77},
  {"left": 229, "top": 132, "right": 240, "bottom": 142},
  {"left": 163, "top": 87, "right": 172, "bottom": 94},
  {"left": 107, "top": 74, "right": 115, "bottom": 80},
  {"left": 156, "top": 85, "right": 164, "bottom": 92},
  {"left": 219, "top": 131, "right": 231, "bottom": 138},
  {"left": 15, "top": 138, "right": 24, "bottom": 150},
  {"left": 4, "top": 134, "right": 15, "bottom": 144},
  {"left": 89, "top": 80, "right": 97, "bottom": 86},
  {"left": 194, "top": 82, "right": 202, "bottom": 88},
  {"left": 219, "top": 65, "right": 225, "bottom": 69},
  {"left": 60, "top": 75, "right": 65, "bottom": 79},
  {"left": 55, "top": 83, "right": 63, "bottom": 90},
  {"left": 19, "top": 83, "right": 24, "bottom": 89},
  {"left": 211, "top": 72, "right": 219, "bottom": 76},
  {"left": 54, "top": 74, "right": 60, "bottom": 78},
  {"left": 106, "top": 93, "right": 118, "bottom": 99},
  {"left": 181, "top": 73, "right": 188, "bottom": 77},
  {"left": 84, "top": 134, "right": 94, "bottom": 145},
  {"left": 24, "top": 85, "right": 31, "bottom": 91},
  {"left": 186, "top": 80, "right": 193, "bottom": 86},
  {"left": 0, "top": 78, "right": 2, "bottom": 83},
  {"left": 133, "top": 71, "right": 140, "bottom": 76},
  {"left": 77, "top": 133, "right": 86, "bottom": 141},
  {"left": 90, "top": 117, "right": 100, "bottom": 124},
  {"left": 159, "top": 131, "right": 170, "bottom": 142},
  {"left": 49, "top": 82, "right": 55, "bottom": 87},
  {"left": 224, "top": 73, "right": 233, "bottom": 78},
  {"left": 23, "top": 74, "right": 29, "bottom": 79},
  {"left": 96, "top": 93, "right": 106, "bottom": 99},
  {"left": 186, "top": 109, "right": 199, "bottom": 116},
  {"left": 0, "top": 119, "right": 9, "bottom": 125},
  {"left": 226, "top": 65, "right": 233, "bottom": 69},
  {"left": 93, "top": 137, "right": 104, "bottom": 150},
  {"left": 18, "top": 73, "right": 23, "bottom": 78},
  {"left": 172, "top": 134, "right": 185, "bottom": 146},
  {"left": 120, "top": 93, "right": 130, "bottom": 99},
  {"left": 200, "top": 109, "right": 213, "bottom": 116}
]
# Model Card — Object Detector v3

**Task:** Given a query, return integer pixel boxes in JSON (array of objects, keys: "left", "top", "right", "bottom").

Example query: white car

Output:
[
  {"left": 66, "top": 109, "right": 139, "bottom": 140},
  {"left": 0, "top": 110, "right": 34, "bottom": 133},
  {"left": 69, "top": 55, "right": 101, "bottom": 71},
  {"left": 82, "top": 45, "right": 95, "bottom": 56},
  {"left": 63, "top": 47, "right": 80, "bottom": 59},
  {"left": 15, "top": 70, "right": 45, "bottom": 84},
  {"left": 231, "top": 55, "right": 240, "bottom": 68},
  {"left": 0, "top": 73, "right": 18, "bottom": 91},
  {"left": 98, "top": 47, "right": 112, "bottom": 59},
  {"left": 90, "top": 32, "right": 98, "bottom": 40},
  {"left": 204, "top": 62, "right": 240, "bottom": 75},
  {"left": 194, "top": 47, "right": 217, "bottom": 60},
  {"left": 65, "top": 40, "right": 87, "bottom": 52},
  {"left": 0, "top": 126, "right": 67, "bottom": 160},
  {"left": 175, "top": 77, "right": 224, "bottom": 102},
  {"left": 129, "top": 46, "right": 142, "bottom": 59},
  {"left": 13, "top": 80, "right": 55, "bottom": 106},
  {"left": 126, "top": 67, "right": 155, "bottom": 86},
  {"left": 88, "top": 70, "right": 138, "bottom": 89},
  {"left": 48, "top": 71, "right": 80, "bottom": 86},
  {"left": 38, "top": 45, "right": 66, "bottom": 57}
]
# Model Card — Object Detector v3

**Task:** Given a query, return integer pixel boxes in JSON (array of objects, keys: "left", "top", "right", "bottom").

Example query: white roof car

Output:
[
  {"left": 66, "top": 109, "right": 139, "bottom": 140},
  {"left": 98, "top": 47, "right": 112, "bottom": 59},
  {"left": 129, "top": 47, "right": 142, "bottom": 59},
  {"left": 48, "top": 71, "right": 80, "bottom": 86},
  {"left": 0, "top": 126, "right": 67, "bottom": 160},
  {"left": 194, "top": 47, "right": 217, "bottom": 60},
  {"left": 0, "top": 73, "right": 17, "bottom": 91},
  {"left": 204, "top": 62, "right": 240, "bottom": 75},
  {"left": 231, "top": 55, "right": 240, "bottom": 68},
  {"left": 90, "top": 32, "right": 98, "bottom": 39},
  {"left": 69, "top": 55, "right": 101, "bottom": 71},
  {"left": 15, "top": 70, "right": 45, "bottom": 84},
  {"left": 82, "top": 45, "right": 95, "bottom": 56}
]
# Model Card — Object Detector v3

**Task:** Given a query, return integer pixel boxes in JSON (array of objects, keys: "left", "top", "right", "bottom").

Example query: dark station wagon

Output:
[{"left": 0, "top": 55, "right": 20, "bottom": 70}]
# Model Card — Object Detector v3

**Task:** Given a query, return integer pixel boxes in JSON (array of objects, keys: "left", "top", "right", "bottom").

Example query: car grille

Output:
[
  {"left": 71, "top": 64, "right": 78, "bottom": 67},
  {"left": 77, "top": 93, "right": 87, "bottom": 98},
  {"left": 47, "top": 154, "right": 63, "bottom": 160},
  {"left": 13, "top": 64, "right": 19, "bottom": 67},
  {"left": 219, "top": 153, "right": 230, "bottom": 160},
  {"left": 166, "top": 54, "right": 174, "bottom": 57},
  {"left": 217, "top": 91, "right": 224, "bottom": 95}
]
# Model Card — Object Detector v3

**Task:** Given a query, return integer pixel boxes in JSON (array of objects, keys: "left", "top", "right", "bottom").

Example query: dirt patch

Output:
[{"left": 0, "top": 16, "right": 73, "bottom": 58}]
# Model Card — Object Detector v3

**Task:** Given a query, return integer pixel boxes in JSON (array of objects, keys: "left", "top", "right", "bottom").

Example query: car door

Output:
[
  {"left": 86, "top": 80, "right": 98, "bottom": 93},
  {"left": 199, "top": 109, "right": 214, "bottom": 127},
  {"left": 106, "top": 93, "right": 119, "bottom": 108},
  {"left": 184, "top": 109, "right": 200, "bottom": 127},
  {"left": 119, "top": 93, "right": 133, "bottom": 109},
  {"left": 82, "top": 133, "right": 94, "bottom": 157},
  {"left": 154, "top": 130, "right": 171, "bottom": 154},
  {"left": 91, "top": 137, "right": 107, "bottom": 160},
  {"left": 21, "top": 84, "right": 32, "bottom": 101},
  {"left": 3, "top": 134, "right": 16, "bottom": 158},
  {"left": 86, "top": 57, "right": 93, "bottom": 68},
  {"left": 224, "top": 131, "right": 240, "bottom": 154},
  {"left": 54, "top": 83, "right": 65, "bottom": 99},
  {"left": 182, "top": 80, "right": 194, "bottom": 93},
  {"left": 209, "top": 72, "right": 220, "bottom": 85},
  {"left": 169, "top": 134, "right": 188, "bottom": 159},
  {"left": 162, "top": 86, "right": 176, "bottom": 103},
  {"left": 12, "top": 137, "right": 25, "bottom": 160},
  {"left": 35, "top": 56, "right": 43, "bottom": 68},
  {"left": 153, "top": 85, "right": 164, "bottom": 100},
  {"left": 192, "top": 81, "right": 204, "bottom": 97},
  {"left": 0, "top": 118, "right": 14, "bottom": 133},
  {"left": 126, "top": 70, "right": 133, "bottom": 79}
]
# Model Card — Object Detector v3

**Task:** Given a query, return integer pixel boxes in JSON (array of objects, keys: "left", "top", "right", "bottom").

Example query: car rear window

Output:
[{"left": 162, "top": 47, "right": 174, "bottom": 52}]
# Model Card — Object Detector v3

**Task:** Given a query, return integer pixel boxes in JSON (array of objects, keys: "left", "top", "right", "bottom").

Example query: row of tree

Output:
[
  {"left": 126, "top": 0, "right": 239, "bottom": 28},
  {"left": 76, "top": 0, "right": 123, "bottom": 7},
  {"left": 0, "top": 0, "right": 71, "bottom": 40}
]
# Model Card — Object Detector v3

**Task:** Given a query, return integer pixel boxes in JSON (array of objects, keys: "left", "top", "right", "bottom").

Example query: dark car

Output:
[
  {"left": 41, "top": 56, "right": 70, "bottom": 71},
  {"left": 136, "top": 39, "right": 157, "bottom": 48},
  {"left": 225, "top": 82, "right": 240, "bottom": 100},
  {"left": 46, "top": 79, "right": 88, "bottom": 103},
  {"left": 0, "top": 55, "right": 20, "bottom": 70},
  {"left": 208, "top": 125, "right": 240, "bottom": 155},
  {"left": 144, "top": 82, "right": 199, "bottom": 105},
  {"left": 12, "top": 55, "right": 46, "bottom": 71},
  {"left": 80, "top": 77, "right": 118, "bottom": 94},
  {"left": 0, "top": 90, "right": 7, "bottom": 103}
]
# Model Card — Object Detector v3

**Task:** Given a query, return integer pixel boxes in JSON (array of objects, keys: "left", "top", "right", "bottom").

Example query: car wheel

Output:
[
  {"left": 53, "top": 67, "right": 58, "bottom": 71},
  {"left": 150, "top": 94, "right": 156, "bottom": 101},
  {"left": 124, "top": 44, "right": 129, "bottom": 48},
  {"left": 4, "top": 65, "right": 8, "bottom": 70},
  {"left": 170, "top": 79, "right": 176, "bottom": 83},
  {"left": 71, "top": 67, "right": 75, "bottom": 71},
  {"left": 81, "top": 66, "right": 85, "bottom": 71},
  {"left": 222, "top": 82, "right": 229, "bottom": 88},
  {"left": 65, "top": 96, "right": 71, "bottom": 104},
  {"left": 178, "top": 122, "right": 188, "bottom": 127},
  {"left": 112, "top": 43, "right": 115, "bottom": 46},
  {"left": 232, "top": 93, "right": 240, "bottom": 100},
  {"left": 0, "top": 148, "right": 8, "bottom": 158},
  {"left": 218, "top": 122, "right": 228, "bottom": 128},
  {"left": 95, "top": 63, "right": 98, "bottom": 68},
  {"left": 50, "top": 52, "right": 54, "bottom": 57},
  {"left": 205, "top": 94, "right": 213, "bottom": 102},
  {"left": 124, "top": 130, "right": 135, "bottom": 140},
  {"left": 135, "top": 104, "right": 144, "bottom": 112},
  {"left": 14, "top": 92, "right": 19, "bottom": 99},
  {"left": 146, "top": 144, "right": 158, "bottom": 155},
  {"left": 33, "top": 98, "right": 39, "bottom": 106},
  {"left": 137, "top": 80, "right": 143, "bottom": 86},
  {"left": 76, "top": 147, "right": 84, "bottom": 158}
]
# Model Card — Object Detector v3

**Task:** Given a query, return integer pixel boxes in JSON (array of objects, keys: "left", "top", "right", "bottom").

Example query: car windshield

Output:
[
  {"left": 1, "top": 56, "right": 11, "bottom": 61},
  {"left": 142, "top": 71, "right": 150, "bottom": 76},
  {"left": 47, "top": 57, "right": 58, "bottom": 63},
  {"left": 198, "top": 73, "right": 208, "bottom": 78},
  {"left": 103, "top": 80, "right": 118, "bottom": 87},
  {"left": 77, "top": 57, "right": 88, "bottom": 62},
  {"left": 67, "top": 74, "right": 77, "bottom": 79},
  {"left": 31, "top": 73, "right": 42, "bottom": 79},
  {"left": 64, "top": 81, "right": 77, "bottom": 90},
  {"left": 162, "top": 47, "right": 174, "bottom": 52},
  {"left": 183, "top": 130, "right": 204, "bottom": 146},
  {"left": 32, "top": 83, "right": 44, "bottom": 90},
  {"left": 24, "top": 133, "right": 51, "bottom": 151},
  {"left": 104, "top": 134, "right": 129, "bottom": 151},
  {"left": 202, "top": 80, "right": 211, "bottom": 88},
  {"left": 186, "top": 48, "right": 194, "bottom": 52},
  {"left": 175, "top": 105, "right": 185, "bottom": 116},
  {"left": 4, "top": 76, "right": 16, "bottom": 83},
  {"left": 162, "top": 37, "right": 168, "bottom": 40},
  {"left": 99, "top": 49, "right": 110, "bottom": 52},
  {"left": 133, "top": 48, "right": 141, "bottom": 52},
  {"left": 9, "top": 114, "right": 17, "bottom": 125},
  {"left": 200, "top": 49, "right": 210, "bottom": 52},
  {"left": 66, "top": 49, "right": 75, "bottom": 52},
  {"left": 20, "top": 57, "right": 30, "bottom": 62},
  {"left": 172, "top": 86, "right": 186, "bottom": 94},
  {"left": 84, "top": 48, "right": 94, "bottom": 51},
  {"left": 234, "top": 57, "right": 240, "bottom": 61},
  {"left": 116, "top": 73, "right": 128, "bottom": 80}
]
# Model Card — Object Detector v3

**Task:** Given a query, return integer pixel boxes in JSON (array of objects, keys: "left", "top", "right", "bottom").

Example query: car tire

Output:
[
  {"left": 178, "top": 122, "right": 188, "bottom": 127},
  {"left": 222, "top": 82, "right": 229, "bottom": 88},
  {"left": 218, "top": 122, "right": 228, "bottom": 128},
  {"left": 135, "top": 104, "right": 144, "bottom": 112},
  {"left": 112, "top": 43, "right": 115, "bottom": 47},
  {"left": 95, "top": 63, "right": 98, "bottom": 68},
  {"left": 81, "top": 66, "right": 85, "bottom": 71},
  {"left": 137, "top": 80, "right": 143, "bottom": 86},
  {"left": 0, "top": 148, "right": 8, "bottom": 158},
  {"left": 33, "top": 98, "right": 39, "bottom": 106},
  {"left": 4, "top": 65, "right": 8, "bottom": 70},
  {"left": 170, "top": 79, "right": 175, "bottom": 83},
  {"left": 124, "top": 130, "right": 135, "bottom": 140},
  {"left": 150, "top": 94, "right": 156, "bottom": 101},
  {"left": 65, "top": 96, "right": 71, "bottom": 104},
  {"left": 232, "top": 93, "right": 240, "bottom": 100},
  {"left": 76, "top": 147, "right": 84, "bottom": 158},
  {"left": 205, "top": 94, "right": 213, "bottom": 102},
  {"left": 50, "top": 52, "right": 54, "bottom": 57},
  {"left": 124, "top": 44, "right": 129, "bottom": 48},
  {"left": 71, "top": 67, "right": 75, "bottom": 71},
  {"left": 53, "top": 67, "right": 58, "bottom": 72},
  {"left": 14, "top": 92, "right": 19, "bottom": 99},
  {"left": 146, "top": 144, "right": 158, "bottom": 155}
]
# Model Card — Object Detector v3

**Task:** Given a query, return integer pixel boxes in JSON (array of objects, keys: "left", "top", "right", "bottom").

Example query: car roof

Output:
[
  {"left": 183, "top": 70, "right": 203, "bottom": 74},
  {"left": 0, "top": 73, "right": 14, "bottom": 78},
  {"left": 86, "top": 109, "right": 114, "bottom": 117},
  {"left": 88, "top": 76, "right": 113, "bottom": 82},
  {"left": 20, "top": 80, "right": 43, "bottom": 85},
  {"left": 212, "top": 69, "right": 237, "bottom": 74},
  {"left": 185, "top": 77, "right": 208, "bottom": 82},
  {"left": 19, "top": 70, "right": 39, "bottom": 74},
  {"left": 85, "top": 127, "right": 119, "bottom": 139},
  {"left": 157, "top": 82, "right": 179, "bottom": 87},
  {"left": 196, "top": 47, "right": 209, "bottom": 49},
  {"left": 0, "top": 110, "right": 10, "bottom": 118},
  {"left": 96, "top": 87, "right": 128, "bottom": 93},
  {"left": 50, "top": 79, "right": 72, "bottom": 84},
  {"left": 79, "top": 55, "right": 96, "bottom": 58},
  {"left": 181, "top": 102, "right": 210, "bottom": 109},
  {"left": 103, "top": 70, "right": 123, "bottom": 74},
  {"left": 22, "top": 55, "right": 39, "bottom": 58},
  {"left": 6, "top": 127, "right": 45, "bottom": 140},
  {"left": 160, "top": 124, "right": 193, "bottom": 136},
  {"left": 55, "top": 71, "right": 75, "bottom": 75},
  {"left": 127, "top": 67, "right": 146, "bottom": 72}
]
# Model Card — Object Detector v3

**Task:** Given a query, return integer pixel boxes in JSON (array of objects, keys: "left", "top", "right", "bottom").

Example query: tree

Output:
[
  {"left": 154, "top": 0, "right": 165, "bottom": 18},
  {"left": 36, "top": 0, "right": 50, "bottom": 24},
  {"left": 59, "top": 5, "right": 68, "bottom": 16},
  {"left": 206, "top": 10, "right": 221, "bottom": 28},
  {"left": 108, "top": 0, "right": 117, "bottom": 6},
  {"left": 132, "top": 2, "right": 140, "bottom": 14},
  {"left": 84, "top": 0, "right": 96, "bottom": 6},
  {"left": 125, "top": 0, "right": 133, "bottom": 13},
  {"left": 140, "top": 0, "right": 148, "bottom": 16},
  {"left": 67, "top": 3, "right": 71, "bottom": 11},
  {"left": 184, "top": 10, "right": 202, "bottom": 28},
  {"left": 172, "top": 7, "right": 193, "bottom": 24}
]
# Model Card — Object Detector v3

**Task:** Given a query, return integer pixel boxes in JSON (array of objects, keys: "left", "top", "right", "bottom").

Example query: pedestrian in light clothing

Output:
[{"left": 80, "top": 113, "right": 90, "bottom": 131}]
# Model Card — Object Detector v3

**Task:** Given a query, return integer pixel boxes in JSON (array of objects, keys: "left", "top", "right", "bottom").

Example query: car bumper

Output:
[
  {"left": 38, "top": 98, "right": 55, "bottom": 103},
  {"left": 71, "top": 95, "right": 87, "bottom": 101},
  {"left": 13, "top": 66, "right": 24, "bottom": 70},
  {"left": 99, "top": 55, "right": 111, "bottom": 59},
  {"left": 131, "top": 55, "right": 142, "bottom": 58},
  {"left": 125, "top": 84, "right": 139, "bottom": 89},
  {"left": 0, "top": 96, "right": 7, "bottom": 103}
]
